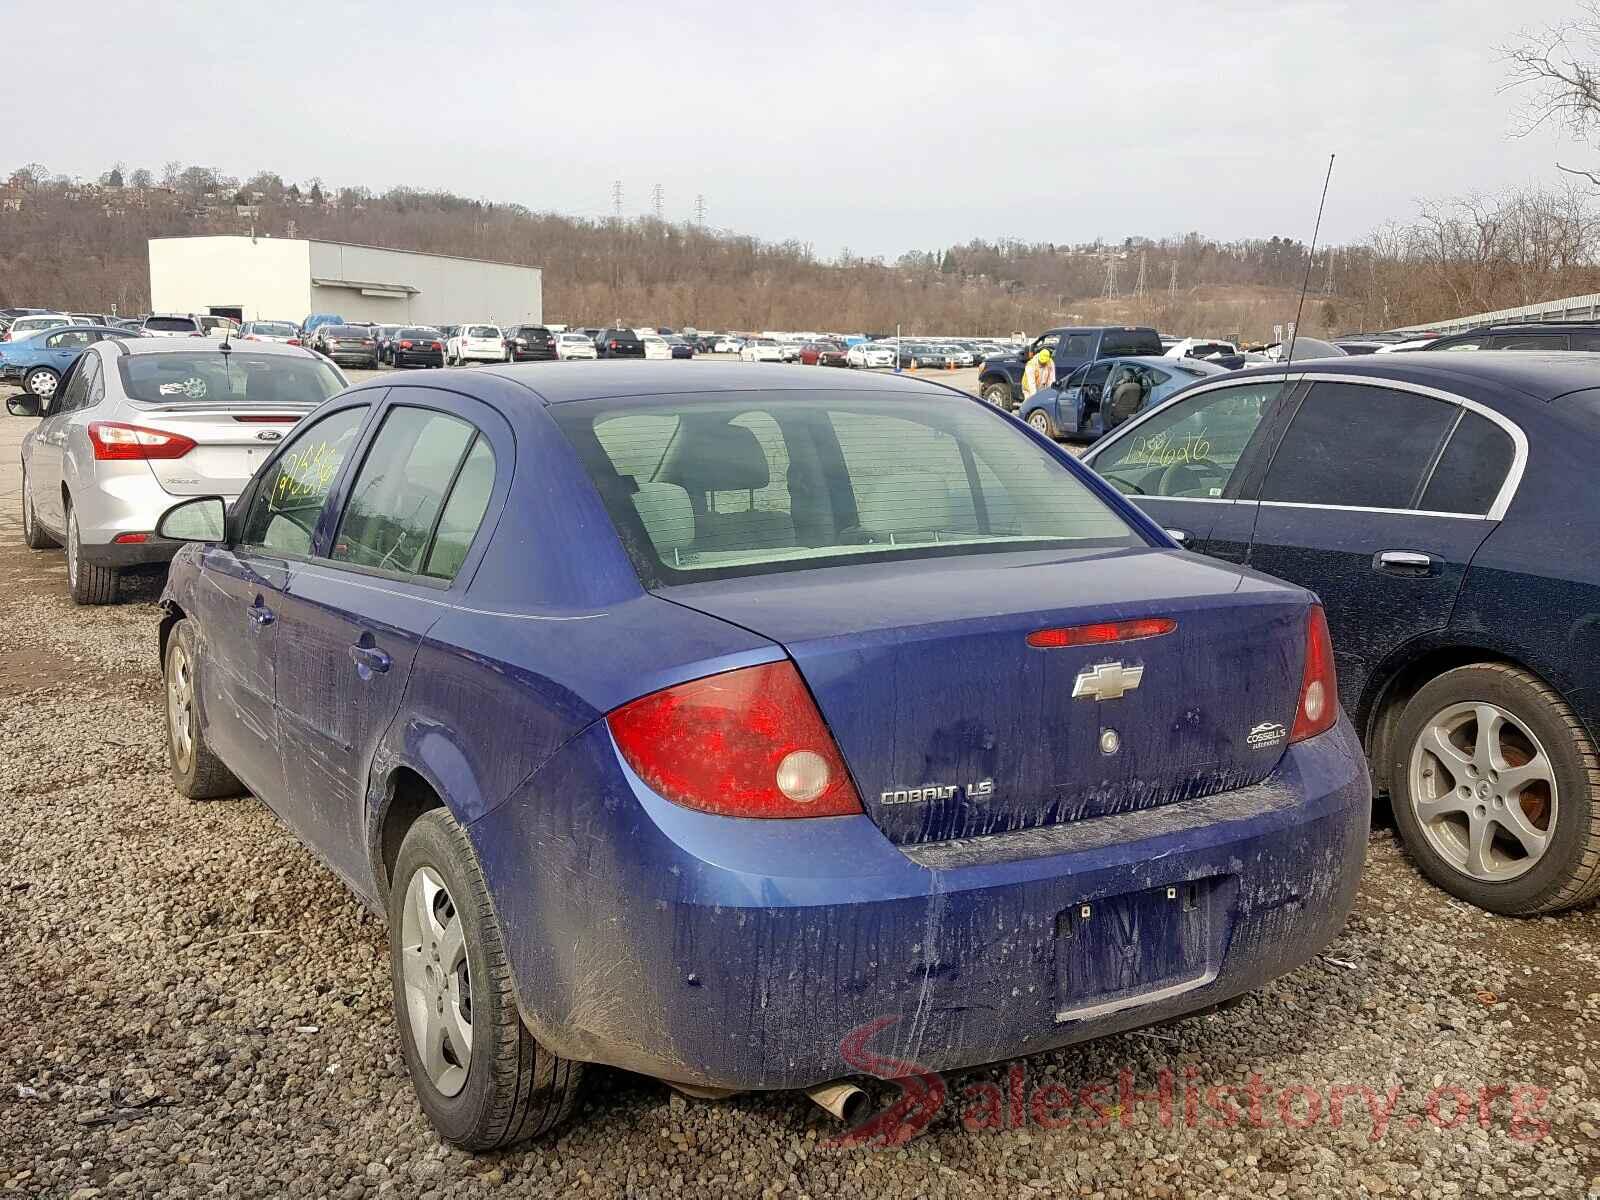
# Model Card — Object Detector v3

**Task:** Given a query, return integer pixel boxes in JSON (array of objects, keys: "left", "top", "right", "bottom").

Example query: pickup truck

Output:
[{"left": 977, "top": 325, "right": 1164, "bottom": 411}]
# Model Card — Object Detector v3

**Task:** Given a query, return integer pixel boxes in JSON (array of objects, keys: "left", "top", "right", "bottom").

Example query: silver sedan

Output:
[{"left": 19, "top": 338, "right": 346, "bottom": 603}]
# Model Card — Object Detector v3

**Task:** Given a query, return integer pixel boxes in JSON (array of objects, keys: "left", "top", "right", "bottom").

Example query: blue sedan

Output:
[
  {"left": 1, "top": 324, "right": 133, "bottom": 410},
  {"left": 1020, "top": 355, "right": 1226, "bottom": 441},
  {"left": 1084, "top": 352, "right": 1600, "bottom": 917},
  {"left": 154, "top": 363, "right": 1368, "bottom": 1148}
]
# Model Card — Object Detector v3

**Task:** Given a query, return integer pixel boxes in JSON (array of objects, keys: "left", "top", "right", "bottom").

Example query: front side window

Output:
[
  {"left": 1062, "top": 333, "right": 1094, "bottom": 357},
  {"left": 52, "top": 357, "right": 91, "bottom": 415},
  {"left": 1092, "top": 381, "right": 1284, "bottom": 499},
  {"left": 556, "top": 393, "right": 1139, "bottom": 584},
  {"left": 238, "top": 406, "right": 369, "bottom": 555},
  {"left": 1260, "top": 382, "right": 1455, "bottom": 509},
  {"left": 332, "top": 407, "right": 486, "bottom": 578}
]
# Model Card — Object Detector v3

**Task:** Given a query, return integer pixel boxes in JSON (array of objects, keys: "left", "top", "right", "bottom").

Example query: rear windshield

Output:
[
  {"left": 552, "top": 392, "right": 1140, "bottom": 585},
  {"left": 327, "top": 326, "right": 370, "bottom": 338},
  {"left": 117, "top": 352, "right": 345, "bottom": 405},
  {"left": 145, "top": 317, "right": 198, "bottom": 332},
  {"left": 398, "top": 328, "right": 438, "bottom": 339},
  {"left": 251, "top": 322, "right": 297, "bottom": 337},
  {"left": 1100, "top": 328, "right": 1163, "bottom": 356},
  {"left": 467, "top": 325, "right": 500, "bottom": 338}
]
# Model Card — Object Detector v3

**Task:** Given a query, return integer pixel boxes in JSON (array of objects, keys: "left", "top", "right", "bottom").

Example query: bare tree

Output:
[{"left": 1503, "top": 4, "right": 1600, "bottom": 185}]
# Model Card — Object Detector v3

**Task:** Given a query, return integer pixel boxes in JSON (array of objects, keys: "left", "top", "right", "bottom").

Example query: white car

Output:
[
  {"left": 447, "top": 323, "right": 505, "bottom": 365},
  {"left": 556, "top": 332, "right": 598, "bottom": 360},
  {"left": 739, "top": 337, "right": 784, "bottom": 363},
  {"left": 1164, "top": 337, "right": 1238, "bottom": 360},
  {"left": 641, "top": 335, "right": 671, "bottom": 360},
  {"left": 1375, "top": 338, "right": 1437, "bottom": 353},
  {"left": 714, "top": 337, "right": 743, "bottom": 353},
  {"left": 940, "top": 344, "right": 975, "bottom": 367},
  {"left": 846, "top": 342, "right": 897, "bottom": 369},
  {"left": 238, "top": 320, "right": 301, "bottom": 344},
  {"left": 777, "top": 340, "right": 804, "bottom": 362},
  {"left": 5, "top": 313, "right": 72, "bottom": 342}
]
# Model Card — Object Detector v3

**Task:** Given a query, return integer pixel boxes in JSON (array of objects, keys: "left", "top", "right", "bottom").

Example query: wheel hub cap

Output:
[
  {"left": 167, "top": 642, "right": 195, "bottom": 771},
  {"left": 1408, "top": 700, "right": 1557, "bottom": 882},
  {"left": 400, "top": 866, "right": 472, "bottom": 1096}
]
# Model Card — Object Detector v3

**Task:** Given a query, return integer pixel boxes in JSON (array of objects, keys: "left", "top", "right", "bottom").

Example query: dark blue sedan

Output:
[
  {"left": 154, "top": 363, "right": 1368, "bottom": 1148},
  {"left": 1084, "top": 352, "right": 1600, "bottom": 917}
]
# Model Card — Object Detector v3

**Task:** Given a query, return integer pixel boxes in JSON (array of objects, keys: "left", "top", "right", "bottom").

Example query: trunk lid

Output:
[
  {"left": 132, "top": 404, "right": 312, "bottom": 496},
  {"left": 660, "top": 548, "right": 1311, "bottom": 845}
]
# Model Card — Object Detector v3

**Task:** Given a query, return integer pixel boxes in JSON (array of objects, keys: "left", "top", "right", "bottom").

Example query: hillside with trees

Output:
[{"left": 3, "top": 159, "right": 1600, "bottom": 340}]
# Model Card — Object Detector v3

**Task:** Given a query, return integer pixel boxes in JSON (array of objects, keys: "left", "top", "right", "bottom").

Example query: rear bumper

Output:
[
  {"left": 469, "top": 716, "right": 1371, "bottom": 1092},
  {"left": 392, "top": 350, "right": 444, "bottom": 367},
  {"left": 508, "top": 348, "right": 558, "bottom": 361}
]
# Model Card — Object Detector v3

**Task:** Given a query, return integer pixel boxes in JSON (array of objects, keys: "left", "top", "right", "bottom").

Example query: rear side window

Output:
[
  {"left": 1419, "top": 411, "right": 1515, "bottom": 515},
  {"left": 424, "top": 438, "right": 497, "bottom": 580},
  {"left": 332, "top": 407, "right": 486, "bottom": 578},
  {"left": 1099, "top": 329, "right": 1162, "bottom": 357},
  {"left": 555, "top": 393, "right": 1138, "bottom": 583},
  {"left": 1261, "top": 382, "right": 1455, "bottom": 509},
  {"left": 1488, "top": 334, "right": 1567, "bottom": 351}
]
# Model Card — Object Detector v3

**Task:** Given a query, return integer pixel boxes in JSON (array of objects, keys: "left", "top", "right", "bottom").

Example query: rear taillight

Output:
[
  {"left": 1289, "top": 604, "right": 1337, "bottom": 743},
  {"left": 287, "top": 338, "right": 301, "bottom": 346},
  {"left": 607, "top": 661, "right": 863, "bottom": 818},
  {"left": 399, "top": 340, "right": 414, "bottom": 349},
  {"left": 87, "top": 421, "right": 197, "bottom": 461},
  {"left": 430, "top": 340, "right": 443, "bottom": 351},
  {"left": 609, "top": 340, "right": 618, "bottom": 349},
  {"left": 190, "top": 331, "right": 205, "bottom": 337}
]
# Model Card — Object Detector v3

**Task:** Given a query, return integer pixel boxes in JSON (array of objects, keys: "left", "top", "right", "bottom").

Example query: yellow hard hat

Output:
[{"left": 1038, "top": 348, "right": 1052, "bottom": 362}]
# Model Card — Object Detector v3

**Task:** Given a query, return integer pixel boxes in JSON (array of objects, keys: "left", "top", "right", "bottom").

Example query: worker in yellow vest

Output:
[{"left": 1022, "top": 347, "right": 1055, "bottom": 399}]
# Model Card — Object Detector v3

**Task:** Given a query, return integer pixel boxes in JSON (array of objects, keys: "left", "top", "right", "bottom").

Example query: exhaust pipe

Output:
[{"left": 804, "top": 1081, "right": 869, "bottom": 1124}]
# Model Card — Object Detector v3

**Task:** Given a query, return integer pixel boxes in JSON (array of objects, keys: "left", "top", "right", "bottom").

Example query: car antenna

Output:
[
  {"left": 1282, "top": 154, "right": 1334, "bottom": 376},
  {"left": 218, "top": 319, "right": 232, "bottom": 355}
]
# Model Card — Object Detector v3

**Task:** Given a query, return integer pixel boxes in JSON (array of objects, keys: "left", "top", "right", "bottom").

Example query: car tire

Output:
[
  {"left": 981, "top": 381, "right": 1012, "bottom": 410},
  {"left": 65, "top": 502, "right": 118, "bottom": 605},
  {"left": 389, "top": 809, "right": 583, "bottom": 1149},
  {"left": 1027, "top": 410, "right": 1057, "bottom": 439},
  {"left": 20, "top": 464, "right": 58, "bottom": 549},
  {"left": 1390, "top": 662, "right": 1600, "bottom": 915},
  {"left": 164, "top": 618, "right": 244, "bottom": 799},
  {"left": 24, "top": 367, "right": 59, "bottom": 402}
]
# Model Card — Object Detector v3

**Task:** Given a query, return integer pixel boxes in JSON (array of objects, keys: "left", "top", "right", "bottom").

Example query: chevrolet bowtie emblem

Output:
[{"left": 1072, "top": 662, "right": 1144, "bottom": 701}]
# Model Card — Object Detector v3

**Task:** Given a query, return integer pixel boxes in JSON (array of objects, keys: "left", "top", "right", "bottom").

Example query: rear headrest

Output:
[
  {"left": 630, "top": 482, "right": 696, "bottom": 553},
  {"left": 663, "top": 422, "right": 770, "bottom": 492},
  {"left": 852, "top": 471, "right": 953, "bottom": 534}
]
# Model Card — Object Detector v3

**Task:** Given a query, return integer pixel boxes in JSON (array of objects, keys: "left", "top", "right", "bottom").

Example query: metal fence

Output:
[{"left": 1390, "top": 293, "right": 1600, "bottom": 336}]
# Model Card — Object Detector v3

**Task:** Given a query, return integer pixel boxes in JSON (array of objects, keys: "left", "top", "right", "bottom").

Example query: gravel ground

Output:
[{"left": 2, "top": 397, "right": 1599, "bottom": 1199}]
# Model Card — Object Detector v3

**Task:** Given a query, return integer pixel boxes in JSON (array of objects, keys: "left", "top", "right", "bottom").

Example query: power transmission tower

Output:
[
  {"left": 1322, "top": 250, "right": 1335, "bottom": 294},
  {"left": 1133, "top": 251, "right": 1148, "bottom": 300},
  {"left": 1102, "top": 254, "right": 1119, "bottom": 299},
  {"left": 1168, "top": 261, "right": 1178, "bottom": 298},
  {"left": 611, "top": 180, "right": 623, "bottom": 219},
  {"left": 693, "top": 194, "right": 706, "bottom": 225},
  {"left": 651, "top": 183, "right": 664, "bottom": 222}
]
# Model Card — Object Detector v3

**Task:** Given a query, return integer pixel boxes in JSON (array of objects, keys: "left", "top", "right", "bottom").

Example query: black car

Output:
[
  {"left": 1417, "top": 321, "right": 1600, "bottom": 353},
  {"left": 317, "top": 324, "right": 379, "bottom": 367},
  {"left": 1084, "top": 352, "right": 1600, "bottom": 916},
  {"left": 596, "top": 329, "right": 645, "bottom": 358},
  {"left": 389, "top": 326, "right": 445, "bottom": 368},
  {"left": 504, "top": 324, "right": 558, "bottom": 362},
  {"left": 663, "top": 336, "right": 695, "bottom": 360},
  {"left": 978, "top": 326, "right": 1164, "bottom": 411}
]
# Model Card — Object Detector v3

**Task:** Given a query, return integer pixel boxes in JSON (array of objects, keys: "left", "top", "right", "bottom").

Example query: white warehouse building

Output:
[{"left": 147, "top": 235, "right": 542, "bottom": 328}]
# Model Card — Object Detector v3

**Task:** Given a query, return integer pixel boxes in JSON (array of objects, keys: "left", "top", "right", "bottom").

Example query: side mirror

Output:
[
  {"left": 157, "top": 496, "right": 227, "bottom": 543},
  {"left": 6, "top": 394, "right": 41, "bottom": 417}
]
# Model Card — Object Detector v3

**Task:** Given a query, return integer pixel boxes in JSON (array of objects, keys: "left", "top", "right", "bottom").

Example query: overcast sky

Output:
[{"left": 7, "top": 0, "right": 1592, "bottom": 258}]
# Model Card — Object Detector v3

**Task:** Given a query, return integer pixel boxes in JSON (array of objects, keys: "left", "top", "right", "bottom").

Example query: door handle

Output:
[
  {"left": 349, "top": 643, "right": 392, "bottom": 677},
  {"left": 1164, "top": 528, "right": 1191, "bottom": 545},
  {"left": 246, "top": 599, "right": 275, "bottom": 626},
  {"left": 1373, "top": 549, "right": 1435, "bottom": 574}
]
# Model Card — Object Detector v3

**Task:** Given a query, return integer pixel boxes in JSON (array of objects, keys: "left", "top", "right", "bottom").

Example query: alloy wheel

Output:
[
  {"left": 167, "top": 638, "right": 196, "bottom": 773},
  {"left": 1029, "top": 412, "right": 1051, "bottom": 434},
  {"left": 66, "top": 511, "right": 79, "bottom": 590},
  {"left": 1408, "top": 700, "right": 1557, "bottom": 881},
  {"left": 399, "top": 866, "right": 473, "bottom": 1097}
]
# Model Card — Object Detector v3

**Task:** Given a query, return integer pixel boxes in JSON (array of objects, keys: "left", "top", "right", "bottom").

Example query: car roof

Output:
[
  {"left": 476, "top": 360, "right": 977, "bottom": 405},
  {"left": 1221, "top": 351, "right": 1600, "bottom": 403}
]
